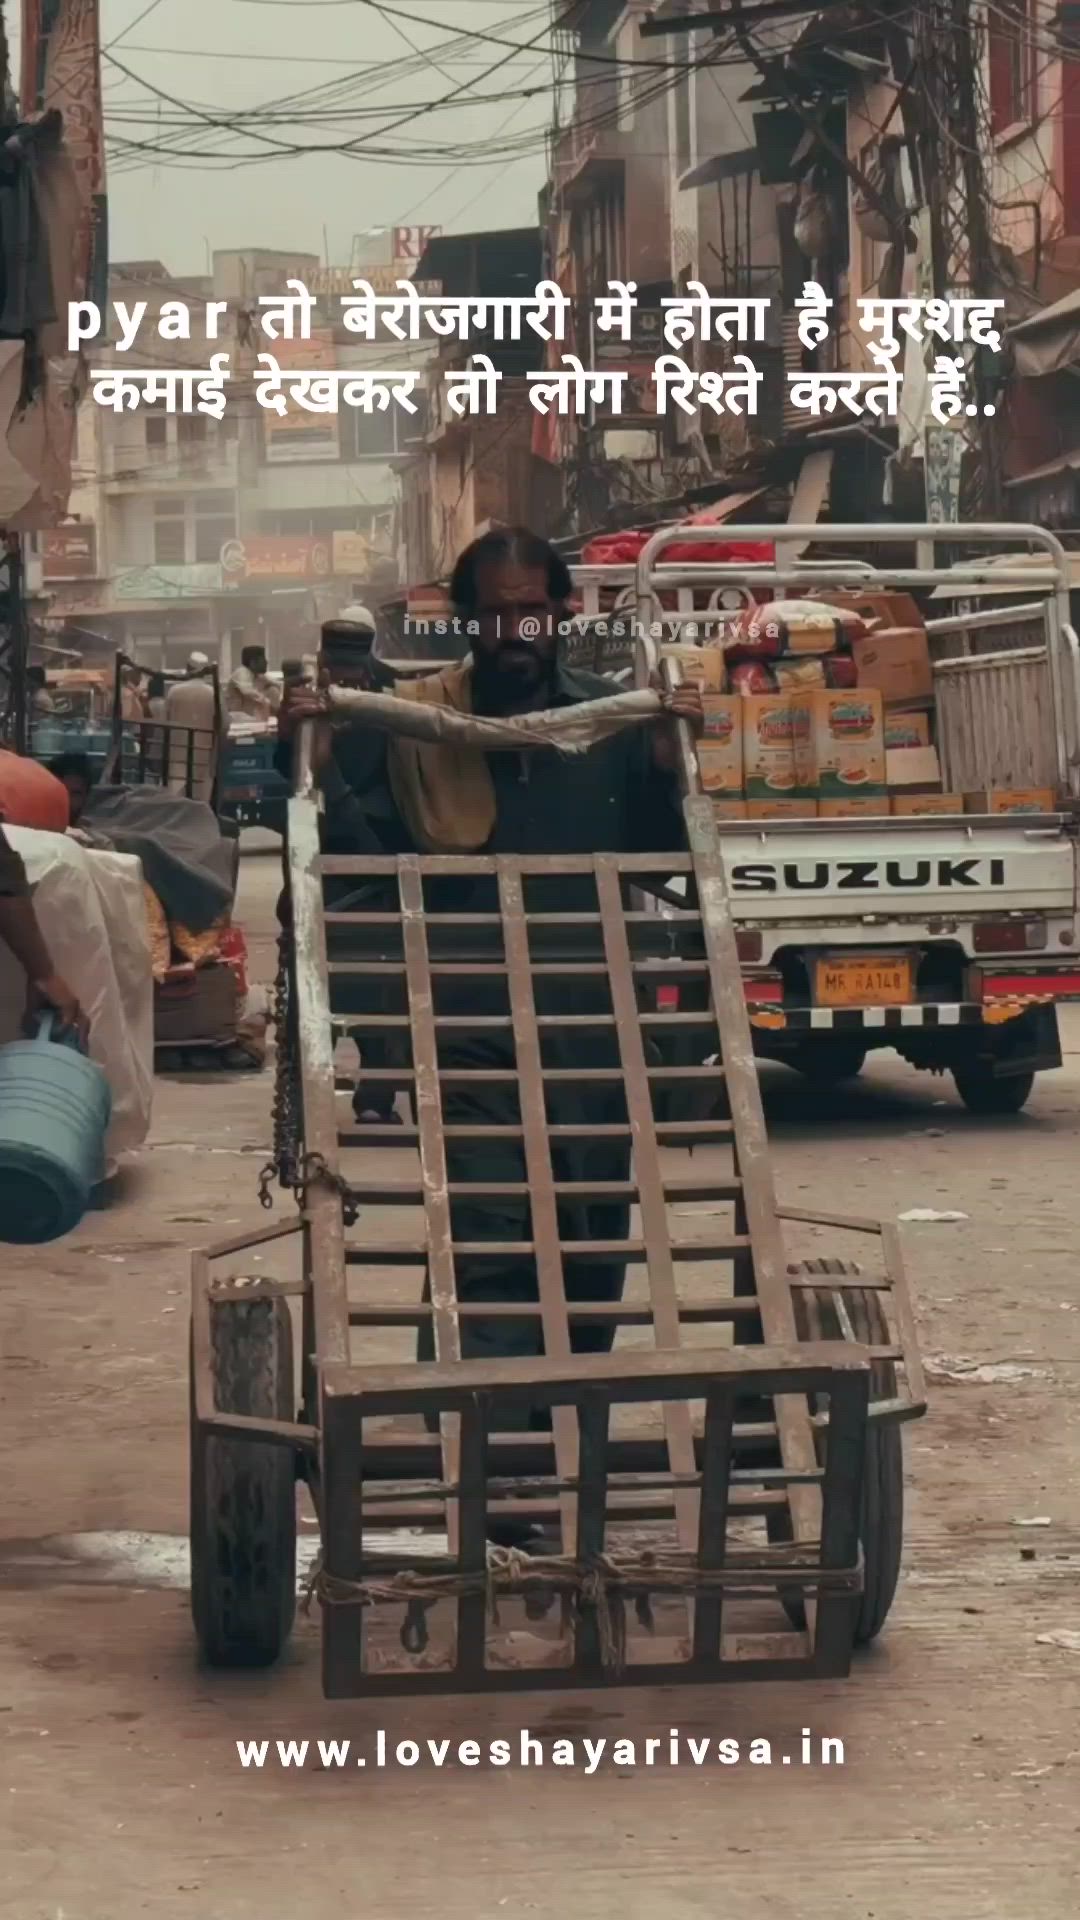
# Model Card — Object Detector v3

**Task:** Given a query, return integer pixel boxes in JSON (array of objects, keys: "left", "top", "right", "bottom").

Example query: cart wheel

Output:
[
  {"left": 787, "top": 1262, "right": 903, "bottom": 1644},
  {"left": 190, "top": 1297, "right": 297, "bottom": 1669},
  {"left": 953, "top": 1065, "right": 1035, "bottom": 1115}
]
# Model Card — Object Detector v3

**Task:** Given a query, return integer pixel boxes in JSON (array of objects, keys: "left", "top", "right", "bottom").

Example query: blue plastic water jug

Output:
[{"left": 0, "top": 1013, "right": 112, "bottom": 1244}]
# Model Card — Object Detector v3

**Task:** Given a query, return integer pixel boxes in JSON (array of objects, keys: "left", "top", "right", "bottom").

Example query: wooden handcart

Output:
[{"left": 189, "top": 694, "right": 926, "bottom": 1694}]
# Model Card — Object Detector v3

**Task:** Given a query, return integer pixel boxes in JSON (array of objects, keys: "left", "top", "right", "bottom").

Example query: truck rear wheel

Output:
[{"left": 953, "top": 1065, "right": 1035, "bottom": 1115}]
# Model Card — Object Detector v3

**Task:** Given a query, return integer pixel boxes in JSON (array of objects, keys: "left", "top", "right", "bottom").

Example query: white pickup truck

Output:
[{"left": 574, "top": 522, "right": 1080, "bottom": 1115}]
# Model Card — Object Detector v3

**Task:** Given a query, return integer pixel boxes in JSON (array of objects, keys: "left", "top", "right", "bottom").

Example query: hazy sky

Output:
[{"left": 47, "top": 0, "right": 558, "bottom": 274}]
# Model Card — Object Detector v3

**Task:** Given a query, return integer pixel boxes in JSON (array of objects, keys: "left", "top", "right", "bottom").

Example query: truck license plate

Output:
[{"left": 815, "top": 955, "right": 912, "bottom": 1007}]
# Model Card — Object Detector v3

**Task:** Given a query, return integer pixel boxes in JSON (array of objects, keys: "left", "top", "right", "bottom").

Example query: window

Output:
[
  {"left": 989, "top": 1, "right": 1037, "bottom": 134},
  {"left": 194, "top": 490, "right": 235, "bottom": 564},
  {"left": 340, "top": 392, "right": 427, "bottom": 460},
  {"left": 145, "top": 409, "right": 167, "bottom": 449},
  {"left": 195, "top": 516, "right": 234, "bottom": 563},
  {"left": 153, "top": 500, "right": 185, "bottom": 565},
  {"left": 351, "top": 407, "right": 397, "bottom": 460},
  {"left": 176, "top": 412, "right": 207, "bottom": 469}
]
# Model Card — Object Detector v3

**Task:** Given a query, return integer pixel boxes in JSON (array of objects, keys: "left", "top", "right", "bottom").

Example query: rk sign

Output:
[{"left": 392, "top": 225, "right": 440, "bottom": 262}]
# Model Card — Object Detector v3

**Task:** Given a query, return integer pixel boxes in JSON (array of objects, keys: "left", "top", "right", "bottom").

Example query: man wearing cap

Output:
[
  {"left": 165, "top": 653, "right": 221, "bottom": 803},
  {"left": 276, "top": 607, "right": 406, "bottom": 857}
]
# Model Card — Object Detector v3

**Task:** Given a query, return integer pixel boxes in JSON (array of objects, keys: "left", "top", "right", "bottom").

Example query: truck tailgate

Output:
[{"left": 715, "top": 818, "right": 1076, "bottom": 920}]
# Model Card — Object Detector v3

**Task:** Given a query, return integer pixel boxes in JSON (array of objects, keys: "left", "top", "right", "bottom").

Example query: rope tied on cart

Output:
[
  {"left": 305, "top": 1546, "right": 645, "bottom": 1671},
  {"left": 303, "top": 1541, "right": 855, "bottom": 1674}
]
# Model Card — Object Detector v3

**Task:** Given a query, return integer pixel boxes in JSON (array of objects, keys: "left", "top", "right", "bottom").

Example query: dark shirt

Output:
[
  {"left": 477, "top": 661, "right": 680, "bottom": 852},
  {"left": 274, "top": 656, "right": 402, "bottom": 853}
]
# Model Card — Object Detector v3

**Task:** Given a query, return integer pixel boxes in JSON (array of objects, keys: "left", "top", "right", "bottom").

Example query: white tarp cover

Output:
[{"left": 0, "top": 829, "right": 154, "bottom": 1165}]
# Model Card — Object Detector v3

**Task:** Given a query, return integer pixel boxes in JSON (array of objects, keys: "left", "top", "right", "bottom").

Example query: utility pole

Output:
[{"left": 903, "top": 0, "right": 1003, "bottom": 517}]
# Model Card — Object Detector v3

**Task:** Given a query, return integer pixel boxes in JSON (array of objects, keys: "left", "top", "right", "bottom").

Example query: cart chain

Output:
[
  {"left": 258, "top": 930, "right": 304, "bottom": 1210},
  {"left": 292, "top": 1152, "right": 361, "bottom": 1228}
]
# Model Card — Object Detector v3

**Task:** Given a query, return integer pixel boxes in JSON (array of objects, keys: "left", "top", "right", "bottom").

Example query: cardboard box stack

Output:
[
  {"left": 825, "top": 588, "right": 975, "bottom": 816},
  {"left": 667, "top": 590, "right": 1060, "bottom": 822},
  {"left": 964, "top": 789, "right": 1057, "bottom": 815}
]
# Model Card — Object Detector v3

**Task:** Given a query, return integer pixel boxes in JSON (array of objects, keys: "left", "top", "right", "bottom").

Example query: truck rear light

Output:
[
  {"left": 972, "top": 918, "right": 1046, "bottom": 953},
  {"left": 743, "top": 974, "right": 783, "bottom": 1002},
  {"left": 736, "top": 929, "right": 763, "bottom": 963}
]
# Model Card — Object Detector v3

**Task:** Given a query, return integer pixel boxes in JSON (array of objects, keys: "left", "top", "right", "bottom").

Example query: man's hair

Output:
[
  {"left": 450, "top": 527, "right": 572, "bottom": 611},
  {"left": 282, "top": 657, "right": 304, "bottom": 678},
  {"left": 147, "top": 673, "right": 166, "bottom": 699},
  {"left": 27, "top": 664, "right": 47, "bottom": 686},
  {"left": 241, "top": 644, "right": 266, "bottom": 670},
  {"left": 48, "top": 752, "right": 94, "bottom": 787}
]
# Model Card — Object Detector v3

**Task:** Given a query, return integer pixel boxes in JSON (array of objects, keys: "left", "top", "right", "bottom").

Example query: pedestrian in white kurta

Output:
[{"left": 165, "top": 654, "right": 220, "bottom": 803}]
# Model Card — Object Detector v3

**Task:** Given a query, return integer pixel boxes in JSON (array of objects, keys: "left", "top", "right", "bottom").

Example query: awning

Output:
[
  {"left": 1003, "top": 446, "right": 1080, "bottom": 487},
  {"left": 1009, "top": 287, "right": 1080, "bottom": 377},
  {"left": 677, "top": 146, "right": 757, "bottom": 191}
]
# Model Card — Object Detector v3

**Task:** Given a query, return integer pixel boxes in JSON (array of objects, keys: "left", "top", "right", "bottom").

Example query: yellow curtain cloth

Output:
[{"left": 386, "top": 663, "right": 499, "bottom": 854}]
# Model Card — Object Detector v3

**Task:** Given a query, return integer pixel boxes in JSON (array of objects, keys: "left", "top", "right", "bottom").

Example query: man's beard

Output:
[{"left": 472, "top": 643, "right": 554, "bottom": 713}]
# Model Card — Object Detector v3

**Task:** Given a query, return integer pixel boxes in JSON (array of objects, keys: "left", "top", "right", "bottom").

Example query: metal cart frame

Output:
[{"left": 190, "top": 693, "right": 926, "bottom": 1696}]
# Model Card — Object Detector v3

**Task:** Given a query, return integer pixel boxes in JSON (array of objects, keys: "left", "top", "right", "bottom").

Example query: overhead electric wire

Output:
[
  {"left": 100, "top": 0, "right": 810, "bottom": 181},
  {"left": 105, "top": 34, "right": 707, "bottom": 172},
  {"left": 103, "top": 1, "right": 575, "bottom": 173}
]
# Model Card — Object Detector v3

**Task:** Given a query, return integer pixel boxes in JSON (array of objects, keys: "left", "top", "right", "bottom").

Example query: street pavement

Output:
[{"left": 2, "top": 842, "right": 1078, "bottom": 1919}]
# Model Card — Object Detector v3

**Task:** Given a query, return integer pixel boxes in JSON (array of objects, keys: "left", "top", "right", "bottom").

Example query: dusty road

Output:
[{"left": 2, "top": 844, "right": 1078, "bottom": 1920}]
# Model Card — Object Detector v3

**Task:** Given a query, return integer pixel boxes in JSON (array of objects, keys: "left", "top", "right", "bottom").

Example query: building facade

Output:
[{"left": 43, "top": 245, "right": 431, "bottom": 669}]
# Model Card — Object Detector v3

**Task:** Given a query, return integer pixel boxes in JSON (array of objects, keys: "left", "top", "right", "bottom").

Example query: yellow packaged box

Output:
[
  {"left": 964, "top": 788, "right": 1056, "bottom": 815},
  {"left": 712, "top": 799, "right": 749, "bottom": 820},
  {"left": 819, "top": 796, "right": 888, "bottom": 817},
  {"left": 697, "top": 695, "right": 743, "bottom": 794},
  {"left": 891, "top": 793, "right": 964, "bottom": 816},
  {"left": 887, "top": 745, "right": 942, "bottom": 791},
  {"left": 747, "top": 799, "right": 819, "bottom": 820},
  {"left": 796, "top": 689, "right": 886, "bottom": 800},
  {"left": 742, "top": 693, "right": 802, "bottom": 800},
  {"left": 660, "top": 644, "right": 727, "bottom": 689},
  {"left": 884, "top": 709, "right": 931, "bottom": 751}
]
